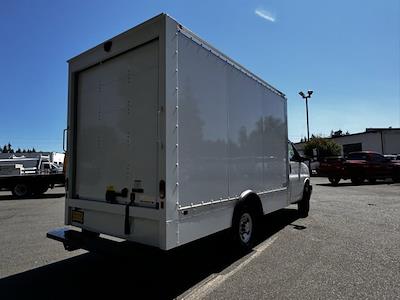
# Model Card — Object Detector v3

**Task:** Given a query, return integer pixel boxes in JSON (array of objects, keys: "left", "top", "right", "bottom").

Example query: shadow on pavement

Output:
[
  {"left": 0, "top": 193, "right": 65, "bottom": 201},
  {"left": 0, "top": 208, "right": 301, "bottom": 299},
  {"left": 317, "top": 180, "right": 395, "bottom": 187}
]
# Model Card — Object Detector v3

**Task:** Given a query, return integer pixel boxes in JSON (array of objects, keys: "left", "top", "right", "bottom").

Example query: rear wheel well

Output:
[
  {"left": 233, "top": 192, "right": 263, "bottom": 225},
  {"left": 231, "top": 192, "right": 263, "bottom": 251}
]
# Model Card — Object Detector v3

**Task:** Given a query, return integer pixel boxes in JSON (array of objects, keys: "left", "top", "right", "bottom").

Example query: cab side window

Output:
[{"left": 370, "top": 153, "right": 385, "bottom": 162}]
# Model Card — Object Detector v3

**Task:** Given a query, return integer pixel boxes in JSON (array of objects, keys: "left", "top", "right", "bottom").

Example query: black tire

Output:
[
  {"left": 368, "top": 178, "right": 376, "bottom": 184},
  {"left": 351, "top": 177, "right": 363, "bottom": 185},
  {"left": 328, "top": 177, "right": 340, "bottom": 186},
  {"left": 232, "top": 203, "right": 258, "bottom": 252},
  {"left": 298, "top": 183, "right": 311, "bottom": 218},
  {"left": 32, "top": 184, "right": 48, "bottom": 195},
  {"left": 393, "top": 171, "right": 400, "bottom": 183},
  {"left": 11, "top": 183, "right": 31, "bottom": 198}
]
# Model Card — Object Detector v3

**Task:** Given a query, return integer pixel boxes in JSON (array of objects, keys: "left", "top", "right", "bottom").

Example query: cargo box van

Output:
[{"left": 48, "top": 13, "right": 311, "bottom": 252}]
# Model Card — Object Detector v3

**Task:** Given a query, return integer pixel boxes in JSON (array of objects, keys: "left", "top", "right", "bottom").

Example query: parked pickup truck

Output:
[{"left": 319, "top": 151, "right": 400, "bottom": 185}]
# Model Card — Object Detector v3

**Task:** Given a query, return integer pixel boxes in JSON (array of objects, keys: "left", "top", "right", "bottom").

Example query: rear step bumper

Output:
[
  {"left": 47, "top": 228, "right": 116, "bottom": 252},
  {"left": 47, "top": 227, "right": 162, "bottom": 255}
]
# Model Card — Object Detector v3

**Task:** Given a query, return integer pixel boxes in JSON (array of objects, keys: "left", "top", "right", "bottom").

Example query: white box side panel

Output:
[
  {"left": 177, "top": 33, "right": 229, "bottom": 208},
  {"left": 75, "top": 40, "right": 159, "bottom": 203},
  {"left": 177, "top": 31, "right": 287, "bottom": 208},
  {"left": 261, "top": 90, "right": 287, "bottom": 190},
  {"left": 227, "top": 66, "right": 264, "bottom": 196}
]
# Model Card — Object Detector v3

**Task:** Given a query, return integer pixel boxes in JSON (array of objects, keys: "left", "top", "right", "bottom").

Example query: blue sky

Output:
[{"left": 0, "top": 0, "right": 399, "bottom": 151}]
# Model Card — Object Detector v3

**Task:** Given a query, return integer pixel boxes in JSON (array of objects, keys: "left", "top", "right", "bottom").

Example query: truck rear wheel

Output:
[
  {"left": 33, "top": 184, "right": 49, "bottom": 195},
  {"left": 393, "top": 171, "right": 400, "bottom": 183},
  {"left": 328, "top": 177, "right": 340, "bottom": 186},
  {"left": 232, "top": 203, "right": 258, "bottom": 252},
  {"left": 351, "top": 177, "right": 363, "bottom": 185},
  {"left": 12, "top": 183, "right": 30, "bottom": 198}
]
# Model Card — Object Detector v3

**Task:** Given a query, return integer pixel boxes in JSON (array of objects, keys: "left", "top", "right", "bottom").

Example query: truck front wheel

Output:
[
  {"left": 298, "top": 183, "right": 311, "bottom": 218},
  {"left": 12, "top": 183, "right": 30, "bottom": 198}
]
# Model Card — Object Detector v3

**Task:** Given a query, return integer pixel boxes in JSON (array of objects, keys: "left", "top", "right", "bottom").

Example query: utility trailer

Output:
[{"left": 48, "top": 14, "right": 311, "bottom": 252}]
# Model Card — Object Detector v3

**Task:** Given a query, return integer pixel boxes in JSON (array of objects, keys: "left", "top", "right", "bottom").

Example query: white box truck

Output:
[{"left": 48, "top": 13, "right": 311, "bottom": 252}]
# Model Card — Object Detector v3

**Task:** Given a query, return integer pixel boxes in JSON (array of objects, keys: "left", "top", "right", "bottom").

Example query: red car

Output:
[{"left": 319, "top": 151, "right": 400, "bottom": 185}]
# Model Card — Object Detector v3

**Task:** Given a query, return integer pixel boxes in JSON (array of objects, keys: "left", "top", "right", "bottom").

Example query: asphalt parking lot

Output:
[{"left": 0, "top": 178, "right": 399, "bottom": 299}]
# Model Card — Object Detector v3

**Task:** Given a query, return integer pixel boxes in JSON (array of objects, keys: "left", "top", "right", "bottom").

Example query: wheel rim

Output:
[
  {"left": 239, "top": 213, "right": 253, "bottom": 244},
  {"left": 14, "top": 184, "right": 28, "bottom": 196}
]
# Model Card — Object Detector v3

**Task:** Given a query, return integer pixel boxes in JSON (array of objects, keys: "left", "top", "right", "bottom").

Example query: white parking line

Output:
[{"left": 181, "top": 235, "right": 280, "bottom": 300}]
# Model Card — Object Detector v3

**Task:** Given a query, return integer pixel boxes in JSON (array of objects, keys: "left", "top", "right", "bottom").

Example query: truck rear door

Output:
[{"left": 73, "top": 40, "right": 159, "bottom": 207}]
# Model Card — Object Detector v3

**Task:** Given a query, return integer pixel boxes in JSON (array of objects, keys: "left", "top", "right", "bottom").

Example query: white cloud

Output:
[{"left": 255, "top": 8, "right": 276, "bottom": 22}]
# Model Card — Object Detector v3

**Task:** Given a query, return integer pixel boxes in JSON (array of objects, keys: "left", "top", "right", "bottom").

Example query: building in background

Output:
[{"left": 295, "top": 128, "right": 400, "bottom": 156}]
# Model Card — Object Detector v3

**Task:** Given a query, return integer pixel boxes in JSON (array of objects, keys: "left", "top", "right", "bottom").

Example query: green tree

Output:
[
  {"left": 1, "top": 143, "right": 15, "bottom": 153},
  {"left": 303, "top": 136, "right": 341, "bottom": 159}
]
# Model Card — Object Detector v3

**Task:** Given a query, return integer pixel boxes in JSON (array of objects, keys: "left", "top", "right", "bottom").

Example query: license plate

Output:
[{"left": 71, "top": 209, "right": 84, "bottom": 224}]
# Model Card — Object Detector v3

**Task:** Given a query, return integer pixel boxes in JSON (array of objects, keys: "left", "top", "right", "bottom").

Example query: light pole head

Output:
[
  {"left": 299, "top": 91, "right": 305, "bottom": 98},
  {"left": 307, "top": 90, "right": 313, "bottom": 97}
]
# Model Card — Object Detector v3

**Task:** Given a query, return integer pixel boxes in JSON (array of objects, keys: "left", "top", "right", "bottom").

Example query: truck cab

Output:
[
  {"left": 39, "top": 161, "right": 63, "bottom": 174},
  {"left": 288, "top": 142, "right": 311, "bottom": 217}
]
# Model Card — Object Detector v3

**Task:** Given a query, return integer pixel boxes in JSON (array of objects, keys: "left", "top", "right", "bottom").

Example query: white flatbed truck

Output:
[
  {"left": 48, "top": 13, "right": 311, "bottom": 252},
  {"left": 0, "top": 156, "right": 64, "bottom": 197}
]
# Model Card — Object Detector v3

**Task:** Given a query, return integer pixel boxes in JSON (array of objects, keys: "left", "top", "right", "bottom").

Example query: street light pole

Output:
[
  {"left": 305, "top": 97, "right": 310, "bottom": 141},
  {"left": 299, "top": 90, "right": 313, "bottom": 141}
]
